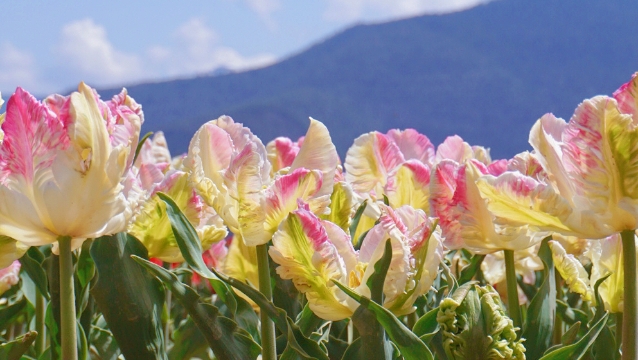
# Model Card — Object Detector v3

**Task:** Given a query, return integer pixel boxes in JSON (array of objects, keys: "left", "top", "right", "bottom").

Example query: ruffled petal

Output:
[
  {"left": 269, "top": 208, "right": 355, "bottom": 320},
  {"left": 435, "top": 135, "right": 473, "bottom": 163},
  {"left": 385, "top": 160, "right": 431, "bottom": 213},
  {"left": 261, "top": 168, "right": 329, "bottom": 244},
  {"left": 320, "top": 181, "right": 354, "bottom": 232},
  {"left": 345, "top": 132, "right": 404, "bottom": 195},
  {"left": 266, "top": 137, "right": 300, "bottom": 174},
  {"left": 548, "top": 240, "right": 593, "bottom": 301},
  {"left": 613, "top": 72, "right": 638, "bottom": 120},
  {"left": 386, "top": 128, "right": 435, "bottom": 165},
  {"left": 290, "top": 118, "right": 339, "bottom": 198}
]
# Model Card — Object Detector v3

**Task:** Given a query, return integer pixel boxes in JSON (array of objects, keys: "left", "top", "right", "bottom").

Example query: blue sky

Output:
[{"left": 0, "top": 0, "right": 492, "bottom": 95}]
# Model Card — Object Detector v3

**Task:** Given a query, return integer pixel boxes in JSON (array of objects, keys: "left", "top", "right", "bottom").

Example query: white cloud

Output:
[
  {"left": 149, "top": 18, "right": 276, "bottom": 77},
  {"left": 50, "top": 18, "right": 275, "bottom": 90},
  {"left": 57, "top": 19, "right": 145, "bottom": 87},
  {"left": 0, "top": 42, "right": 41, "bottom": 93},
  {"left": 245, "top": 0, "right": 281, "bottom": 18},
  {"left": 324, "top": 0, "right": 493, "bottom": 22}
]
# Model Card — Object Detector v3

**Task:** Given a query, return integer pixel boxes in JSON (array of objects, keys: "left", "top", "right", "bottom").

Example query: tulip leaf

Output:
[
  {"left": 412, "top": 307, "right": 439, "bottom": 343},
  {"left": 0, "top": 296, "right": 27, "bottom": 330},
  {"left": 89, "top": 321, "right": 120, "bottom": 360},
  {"left": 133, "top": 131, "right": 153, "bottom": 164},
  {"left": 591, "top": 273, "right": 617, "bottom": 360},
  {"left": 19, "top": 247, "right": 49, "bottom": 300},
  {"left": 458, "top": 254, "right": 485, "bottom": 285},
  {"left": 157, "top": 192, "right": 238, "bottom": 315},
  {"left": 132, "top": 256, "right": 261, "bottom": 360},
  {"left": 349, "top": 200, "right": 368, "bottom": 241},
  {"left": 168, "top": 317, "right": 213, "bottom": 360},
  {"left": 90, "top": 233, "right": 167, "bottom": 360},
  {"left": 367, "top": 239, "right": 392, "bottom": 304},
  {"left": 522, "top": 238, "right": 556, "bottom": 360},
  {"left": 209, "top": 267, "right": 330, "bottom": 360},
  {"left": 561, "top": 321, "right": 581, "bottom": 345},
  {"left": 0, "top": 330, "right": 38, "bottom": 360},
  {"left": 333, "top": 281, "right": 433, "bottom": 360},
  {"left": 539, "top": 312, "right": 609, "bottom": 360}
]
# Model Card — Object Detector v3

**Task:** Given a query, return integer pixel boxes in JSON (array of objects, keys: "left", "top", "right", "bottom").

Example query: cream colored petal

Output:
[
  {"left": 290, "top": 118, "right": 339, "bottom": 198},
  {"left": 549, "top": 240, "right": 593, "bottom": 301},
  {"left": 270, "top": 209, "right": 355, "bottom": 320}
]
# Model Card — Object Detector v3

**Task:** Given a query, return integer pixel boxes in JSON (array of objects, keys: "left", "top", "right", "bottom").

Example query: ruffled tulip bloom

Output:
[
  {"left": 431, "top": 159, "right": 547, "bottom": 253},
  {"left": 437, "top": 284, "right": 526, "bottom": 360},
  {"left": 0, "top": 83, "right": 142, "bottom": 247},
  {"left": 186, "top": 116, "right": 339, "bottom": 246},
  {"left": 269, "top": 202, "right": 442, "bottom": 320},
  {"left": 476, "top": 74, "right": 638, "bottom": 239},
  {"left": 551, "top": 233, "right": 638, "bottom": 313},
  {"left": 0, "top": 260, "right": 21, "bottom": 296},
  {"left": 129, "top": 132, "right": 227, "bottom": 262}
]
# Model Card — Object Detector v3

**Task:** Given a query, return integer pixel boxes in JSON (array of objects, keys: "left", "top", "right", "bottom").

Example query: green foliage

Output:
[{"left": 90, "top": 233, "right": 167, "bottom": 360}]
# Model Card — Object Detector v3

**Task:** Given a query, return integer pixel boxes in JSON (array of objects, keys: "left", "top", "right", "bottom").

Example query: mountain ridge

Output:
[{"left": 99, "top": 0, "right": 638, "bottom": 159}]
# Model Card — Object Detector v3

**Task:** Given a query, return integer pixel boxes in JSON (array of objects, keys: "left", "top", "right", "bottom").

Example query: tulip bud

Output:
[{"left": 438, "top": 283, "right": 525, "bottom": 360}]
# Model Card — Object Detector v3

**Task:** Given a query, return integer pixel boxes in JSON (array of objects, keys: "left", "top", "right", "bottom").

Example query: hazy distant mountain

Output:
[{"left": 100, "top": 0, "right": 638, "bottom": 160}]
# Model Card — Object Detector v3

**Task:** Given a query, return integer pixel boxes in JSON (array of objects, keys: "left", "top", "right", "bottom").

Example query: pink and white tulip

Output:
[
  {"left": 0, "top": 83, "right": 142, "bottom": 248},
  {"left": 0, "top": 260, "right": 21, "bottom": 296},
  {"left": 269, "top": 202, "right": 442, "bottom": 320}
]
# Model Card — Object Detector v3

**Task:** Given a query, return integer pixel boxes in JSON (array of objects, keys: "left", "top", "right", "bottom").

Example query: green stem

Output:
[
  {"left": 58, "top": 236, "right": 77, "bottom": 360},
  {"left": 621, "top": 230, "right": 636, "bottom": 360},
  {"left": 553, "top": 271, "right": 563, "bottom": 345},
  {"left": 407, "top": 311, "right": 418, "bottom": 330},
  {"left": 616, "top": 312, "right": 623, "bottom": 356},
  {"left": 35, "top": 291, "right": 46, "bottom": 356},
  {"left": 256, "top": 244, "right": 276, "bottom": 360},
  {"left": 504, "top": 249, "right": 522, "bottom": 330}
]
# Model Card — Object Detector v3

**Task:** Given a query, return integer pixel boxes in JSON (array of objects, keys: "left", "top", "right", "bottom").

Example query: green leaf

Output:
[
  {"left": 89, "top": 323, "right": 120, "bottom": 360},
  {"left": 522, "top": 238, "right": 556, "bottom": 360},
  {"left": 75, "top": 239, "right": 95, "bottom": 319},
  {"left": 90, "top": 233, "right": 167, "bottom": 360},
  {"left": 133, "top": 256, "right": 261, "bottom": 360},
  {"left": 366, "top": 239, "right": 392, "bottom": 305},
  {"left": 0, "top": 296, "right": 27, "bottom": 330},
  {"left": 0, "top": 331, "right": 38, "bottom": 360},
  {"left": 279, "top": 305, "right": 329, "bottom": 360},
  {"left": 540, "top": 312, "right": 609, "bottom": 360},
  {"left": 20, "top": 247, "right": 49, "bottom": 300},
  {"left": 168, "top": 317, "right": 212, "bottom": 360},
  {"left": 561, "top": 322, "right": 581, "bottom": 345},
  {"left": 133, "top": 131, "right": 153, "bottom": 164},
  {"left": 208, "top": 267, "right": 329, "bottom": 360},
  {"left": 457, "top": 254, "right": 485, "bottom": 285},
  {"left": 333, "top": 281, "right": 433, "bottom": 360},
  {"left": 349, "top": 200, "right": 368, "bottom": 241},
  {"left": 412, "top": 307, "right": 439, "bottom": 343},
  {"left": 157, "top": 192, "right": 238, "bottom": 315}
]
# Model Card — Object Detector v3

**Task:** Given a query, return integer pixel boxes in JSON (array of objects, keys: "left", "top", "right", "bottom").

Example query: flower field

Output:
[{"left": 0, "top": 73, "right": 637, "bottom": 359}]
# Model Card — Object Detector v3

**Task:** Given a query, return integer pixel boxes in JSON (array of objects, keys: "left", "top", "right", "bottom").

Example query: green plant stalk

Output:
[
  {"left": 35, "top": 291, "right": 46, "bottom": 355},
  {"left": 504, "top": 249, "right": 522, "bottom": 330},
  {"left": 58, "top": 235, "right": 78, "bottom": 360},
  {"left": 256, "top": 244, "right": 276, "bottom": 360},
  {"left": 553, "top": 271, "right": 563, "bottom": 345},
  {"left": 621, "top": 230, "right": 637, "bottom": 360},
  {"left": 616, "top": 312, "right": 623, "bottom": 355}
]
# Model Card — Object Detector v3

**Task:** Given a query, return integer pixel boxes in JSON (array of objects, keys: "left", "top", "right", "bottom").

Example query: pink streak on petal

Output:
[
  {"left": 273, "top": 137, "right": 300, "bottom": 169},
  {"left": 487, "top": 159, "right": 508, "bottom": 176},
  {"left": 295, "top": 206, "right": 331, "bottom": 251},
  {"left": 0, "top": 88, "right": 69, "bottom": 184},
  {"left": 613, "top": 72, "right": 638, "bottom": 118},
  {"left": 386, "top": 128, "right": 435, "bottom": 165}
]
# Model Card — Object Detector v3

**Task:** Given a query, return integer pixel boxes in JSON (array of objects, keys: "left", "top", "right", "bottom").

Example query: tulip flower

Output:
[
  {"left": 437, "top": 283, "right": 526, "bottom": 360},
  {"left": 431, "top": 159, "right": 547, "bottom": 253},
  {"left": 269, "top": 202, "right": 442, "bottom": 320},
  {"left": 129, "top": 132, "right": 227, "bottom": 262},
  {"left": 186, "top": 116, "right": 339, "bottom": 247},
  {"left": 475, "top": 73, "right": 638, "bottom": 359},
  {"left": 0, "top": 83, "right": 142, "bottom": 247},
  {"left": 0, "top": 260, "right": 21, "bottom": 296},
  {"left": 0, "top": 83, "right": 143, "bottom": 359}
]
